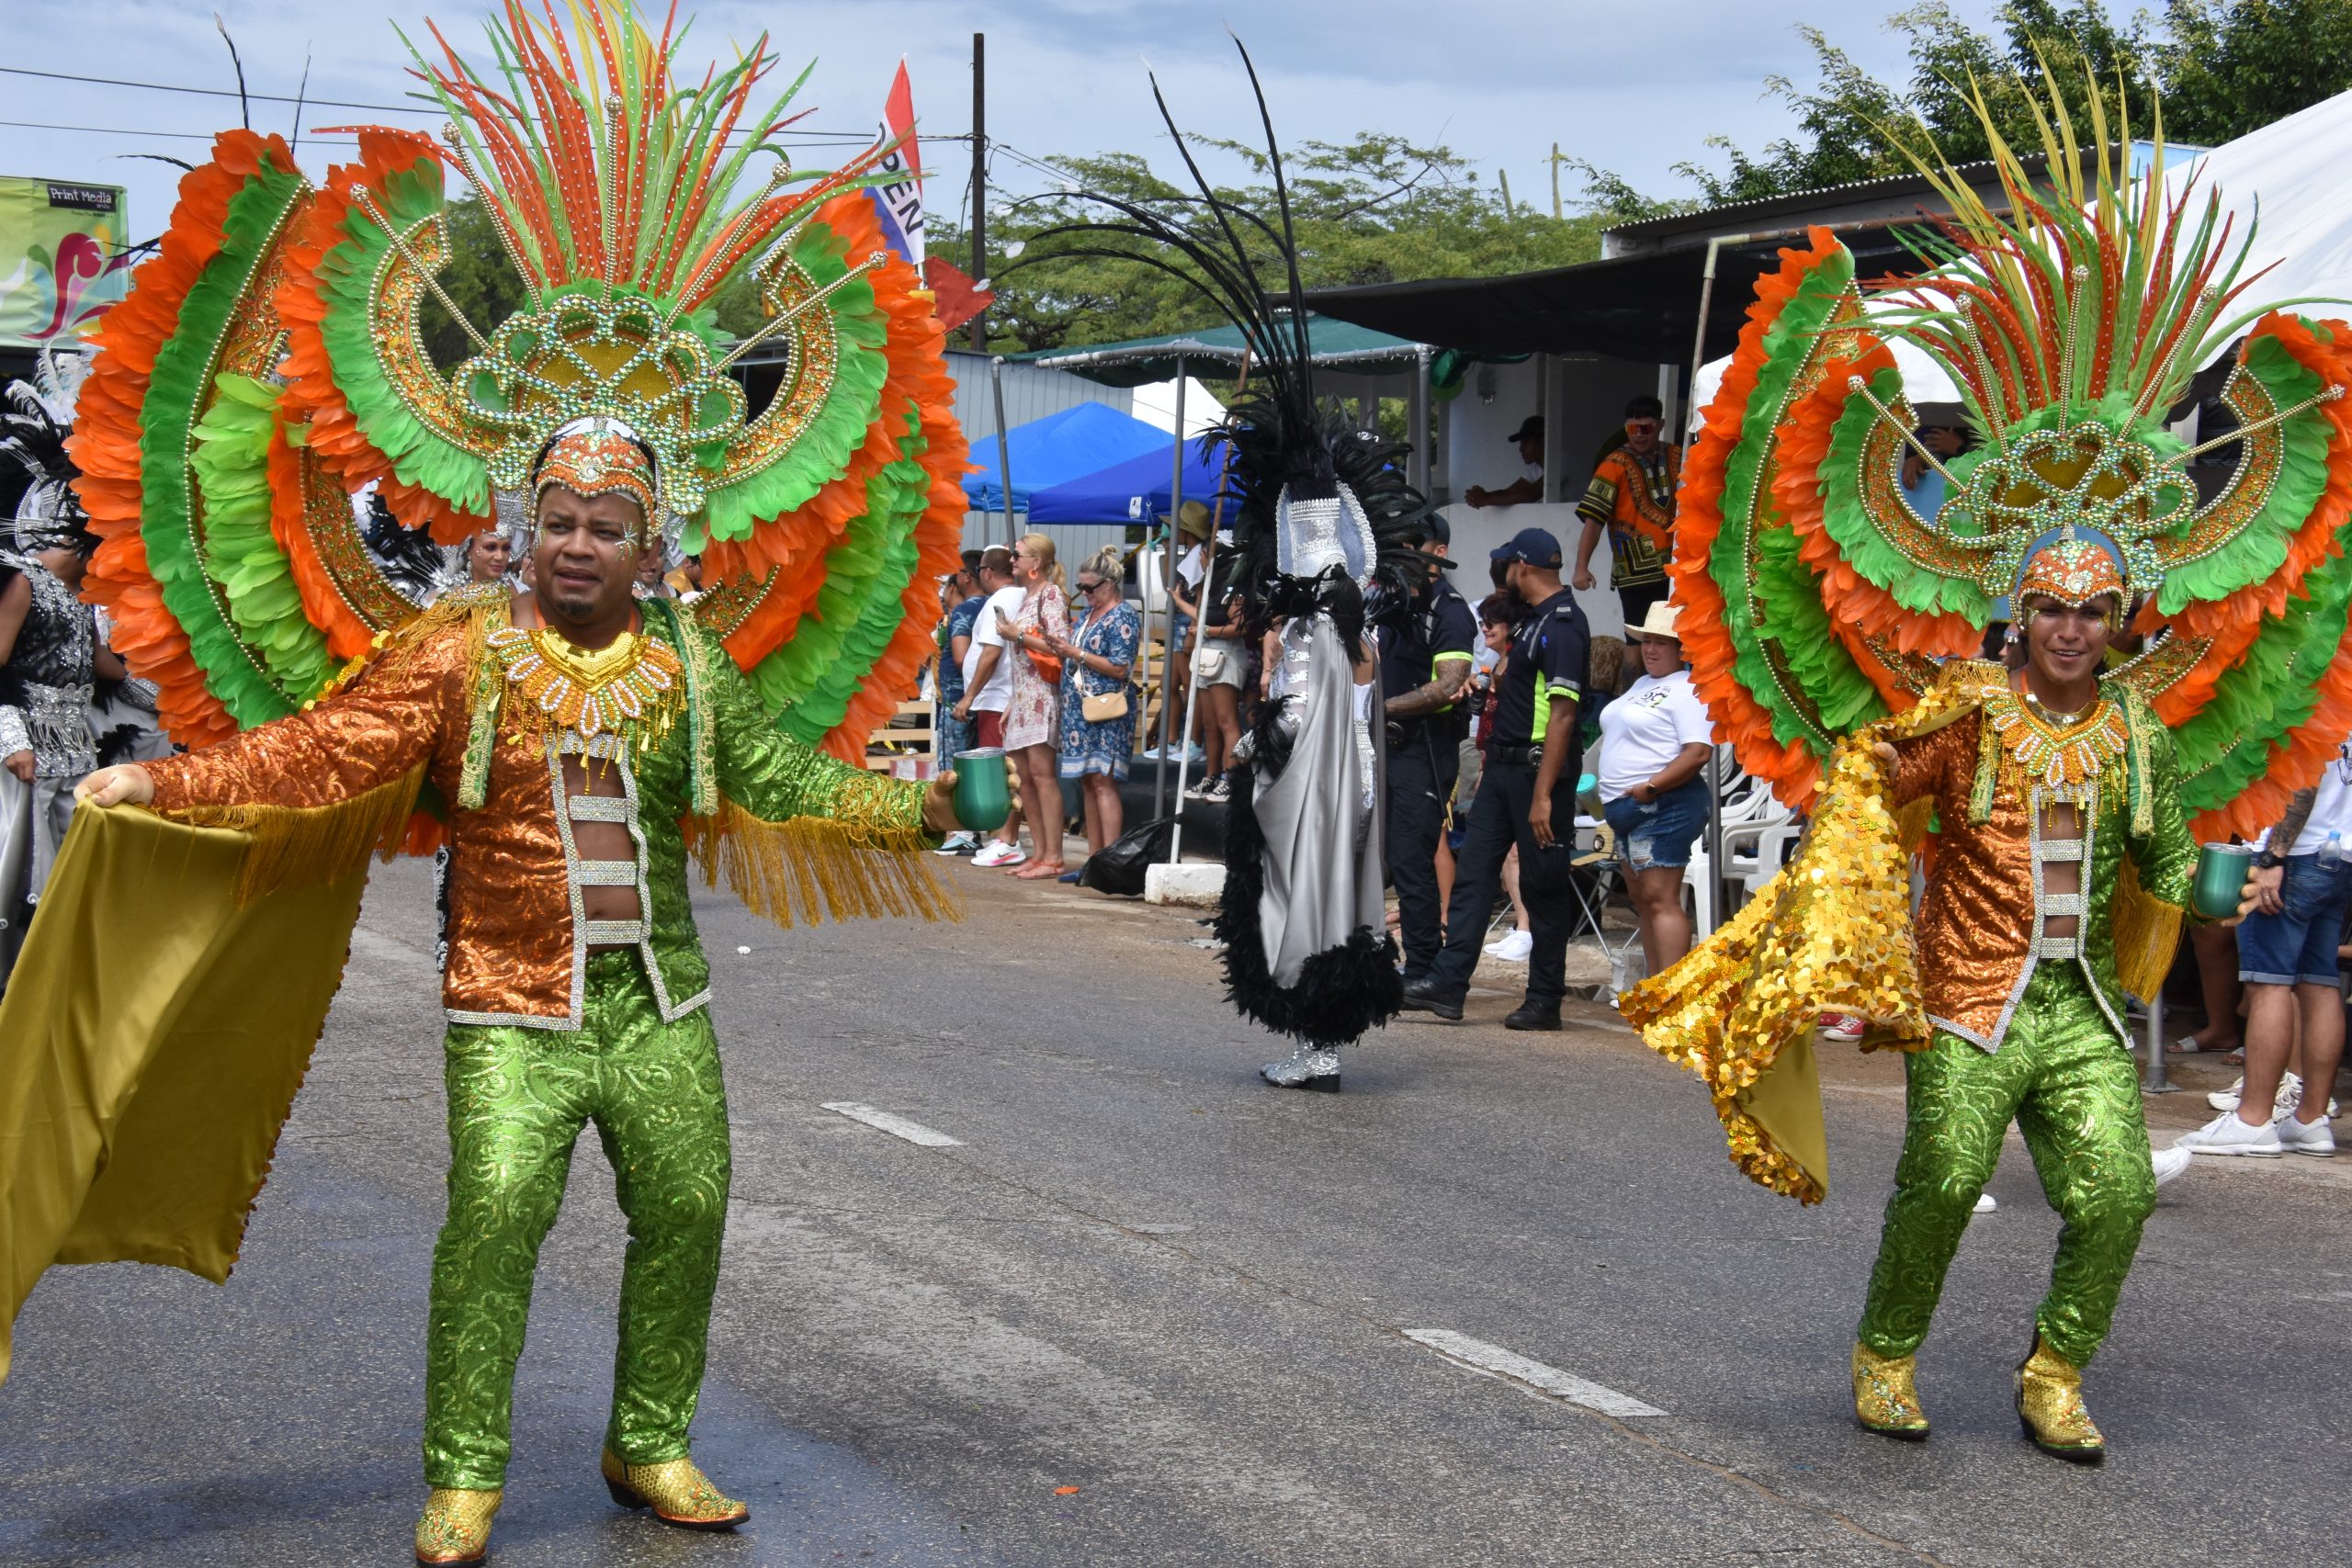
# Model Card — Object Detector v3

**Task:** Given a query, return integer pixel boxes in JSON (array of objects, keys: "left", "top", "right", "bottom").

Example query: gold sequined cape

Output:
[{"left": 1622, "top": 661, "right": 2194, "bottom": 1203}]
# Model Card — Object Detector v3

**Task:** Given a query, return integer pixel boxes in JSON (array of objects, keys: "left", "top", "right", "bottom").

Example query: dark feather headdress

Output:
[
  {"left": 1023, "top": 38, "right": 1428, "bottom": 648},
  {"left": 1, "top": 349, "right": 96, "bottom": 557}
]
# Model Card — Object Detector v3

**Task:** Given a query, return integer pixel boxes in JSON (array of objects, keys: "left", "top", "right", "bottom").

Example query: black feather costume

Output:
[{"left": 1036, "top": 41, "right": 1430, "bottom": 1085}]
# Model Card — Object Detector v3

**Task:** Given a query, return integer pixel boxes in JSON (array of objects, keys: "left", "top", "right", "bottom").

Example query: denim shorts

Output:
[
  {"left": 1603, "top": 777, "right": 1707, "bottom": 872},
  {"left": 2237, "top": 853, "right": 2352, "bottom": 987}
]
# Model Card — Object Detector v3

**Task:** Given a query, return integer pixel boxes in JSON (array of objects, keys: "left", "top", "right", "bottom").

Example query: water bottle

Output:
[{"left": 2323, "top": 831, "right": 2344, "bottom": 867}]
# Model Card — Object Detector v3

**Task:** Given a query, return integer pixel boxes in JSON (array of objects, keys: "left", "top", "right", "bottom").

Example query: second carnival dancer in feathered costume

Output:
[
  {"left": 0, "top": 349, "right": 117, "bottom": 987},
  {"left": 1623, "top": 81, "right": 2352, "bottom": 1461},
  {"left": 0, "top": 4, "right": 989, "bottom": 1562},
  {"left": 1035, "top": 45, "right": 1425, "bottom": 1091}
]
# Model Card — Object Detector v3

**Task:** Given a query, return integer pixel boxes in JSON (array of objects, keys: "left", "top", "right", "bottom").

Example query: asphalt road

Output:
[{"left": 5, "top": 853, "right": 2346, "bottom": 1566}]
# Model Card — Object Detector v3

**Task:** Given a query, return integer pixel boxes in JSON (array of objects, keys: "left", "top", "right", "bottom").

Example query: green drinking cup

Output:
[
  {"left": 951, "top": 748, "right": 1011, "bottom": 832},
  {"left": 2192, "top": 842, "right": 2254, "bottom": 920}
]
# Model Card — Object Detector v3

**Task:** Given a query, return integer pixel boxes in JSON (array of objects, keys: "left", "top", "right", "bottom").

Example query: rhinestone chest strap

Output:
[{"left": 488, "top": 623, "right": 685, "bottom": 753}]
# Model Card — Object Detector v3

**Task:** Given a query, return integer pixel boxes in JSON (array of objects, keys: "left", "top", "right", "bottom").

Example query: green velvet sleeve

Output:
[
  {"left": 2132, "top": 716, "right": 2198, "bottom": 909},
  {"left": 689, "top": 610, "right": 932, "bottom": 842}
]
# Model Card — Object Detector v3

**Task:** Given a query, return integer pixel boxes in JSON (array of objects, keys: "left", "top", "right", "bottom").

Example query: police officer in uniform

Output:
[
  {"left": 1378, "top": 514, "right": 1478, "bottom": 987},
  {"left": 1403, "top": 527, "right": 1591, "bottom": 1030}
]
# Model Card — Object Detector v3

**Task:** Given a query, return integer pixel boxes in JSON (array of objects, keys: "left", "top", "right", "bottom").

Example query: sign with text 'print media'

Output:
[{"left": 0, "top": 176, "right": 130, "bottom": 349}]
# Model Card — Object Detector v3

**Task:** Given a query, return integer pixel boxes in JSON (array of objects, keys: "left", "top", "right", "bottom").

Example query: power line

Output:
[
  {"left": 0, "top": 64, "right": 434, "bottom": 116},
  {"left": 0, "top": 118, "right": 940, "bottom": 161},
  {"left": 0, "top": 118, "right": 353, "bottom": 143},
  {"left": 0, "top": 64, "right": 976, "bottom": 144}
]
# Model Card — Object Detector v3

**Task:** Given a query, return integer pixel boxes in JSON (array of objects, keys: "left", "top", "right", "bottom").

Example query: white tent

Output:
[
  {"left": 2170, "top": 87, "right": 2352, "bottom": 328},
  {"left": 1687, "top": 86, "right": 2352, "bottom": 426}
]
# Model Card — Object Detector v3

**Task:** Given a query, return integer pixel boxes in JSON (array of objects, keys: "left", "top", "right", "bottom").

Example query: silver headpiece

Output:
[{"left": 1273, "top": 483, "right": 1375, "bottom": 591}]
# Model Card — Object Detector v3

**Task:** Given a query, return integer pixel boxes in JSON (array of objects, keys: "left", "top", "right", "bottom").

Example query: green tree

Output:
[
  {"left": 933, "top": 133, "right": 1611, "bottom": 355},
  {"left": 1614, "top": 0, "right": 2352, "bottom": 209},
  {"left": 2158, "top": 0, "right": 2352, "bottom": 143},
  {"left": 418, "top": 196, "right": 528, "bottom": 371}
]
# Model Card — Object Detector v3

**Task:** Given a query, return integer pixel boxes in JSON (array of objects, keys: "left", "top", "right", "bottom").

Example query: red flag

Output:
[{"left": 922, "top": 255, "right": 993, "bottom": 332}]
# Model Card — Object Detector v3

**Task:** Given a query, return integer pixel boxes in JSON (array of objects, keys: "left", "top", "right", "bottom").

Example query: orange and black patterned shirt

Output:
[{"left": 1576, "top": 443, "right": 1679, "bottom": 588}]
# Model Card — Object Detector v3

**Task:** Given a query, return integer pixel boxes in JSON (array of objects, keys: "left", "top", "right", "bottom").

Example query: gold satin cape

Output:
[{"left": 0, "top": 803, "right": 367, "bottom": 1382}]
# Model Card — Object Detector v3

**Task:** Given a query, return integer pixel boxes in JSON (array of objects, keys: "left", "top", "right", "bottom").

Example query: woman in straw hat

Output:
[{"left": 1595, "top": 601, "right": 1713, "bottom": 975}]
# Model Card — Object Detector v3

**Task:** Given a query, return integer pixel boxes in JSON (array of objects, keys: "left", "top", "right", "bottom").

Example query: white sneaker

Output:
[
  {"left": 970, "top": 840, "right": 1023, "bottom": 868},
  {"left": 2173, "top": 1110, "right": 2283, "bottom": 1157},
  {"left": 933, "top": 831, "right": 977, "bottom": 856},
  {"left": 2150, "top": 1144, "right": 2193, "bottom": 1187},
  {"left": 1482, "top": 930, "right": 1533, "bottom": 963},
  {"left": 2205, "top": 1071, "right": 2335, "bottom": 1119},
  {"left": 2276, "top": 1113, "right": 2337, "bottom": 1156}
]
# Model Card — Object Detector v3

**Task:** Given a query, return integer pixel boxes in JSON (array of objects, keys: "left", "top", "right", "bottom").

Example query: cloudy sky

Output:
[{"left": 6, "top": 0, "right": 2007, "bottom": 243}]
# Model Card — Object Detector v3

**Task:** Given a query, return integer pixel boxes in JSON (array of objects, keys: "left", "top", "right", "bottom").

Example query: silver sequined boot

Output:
[{"left": 1260, "top": 1046, "right": 1341, "bottom": 1090}]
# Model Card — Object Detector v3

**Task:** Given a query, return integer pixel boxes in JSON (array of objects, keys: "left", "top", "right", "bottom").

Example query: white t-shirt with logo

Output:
[
  {"left": 2287, "top": 739, "right": 2352, "bottom": 855},
  {"left": 1597, "top": 670, "right": 1712, "bottom": 802},
  {"left": 961, "top": 584, "right": 1027, "bottom": 714}
]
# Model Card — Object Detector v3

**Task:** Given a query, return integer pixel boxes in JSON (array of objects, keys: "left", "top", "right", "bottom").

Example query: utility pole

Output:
[
  {"left": 1550, "top": 142, "right": 1563, "bottom": 220},
  {"left": 1498, "top": 167, "right": 1514, "bottom": 220},
  {"left": 968, "top": 31, "right": 988, "bottom": 353}
]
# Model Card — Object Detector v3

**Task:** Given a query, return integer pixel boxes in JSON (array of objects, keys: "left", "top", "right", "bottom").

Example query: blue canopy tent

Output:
[
  {"left": 1025, "top": 434, "right": 1232, "bottom": 526},
  {"left": 960, "top": 401, "right": 1172, "bottom": 514}
]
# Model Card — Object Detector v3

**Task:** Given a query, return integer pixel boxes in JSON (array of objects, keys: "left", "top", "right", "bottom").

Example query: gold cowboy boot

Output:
[
  {"left": 1850, "top": 1342, "right": 1929, "bottom": 1438},
  {"left": 601, "top": 1450, "right": 751, "bottom": 1529},
  {"left": 2016, "top": 1332, "right": 2105, "bottom": 1463},
  {"left": 414, "top": 1488, "right": 502, "bottom": 1566}
]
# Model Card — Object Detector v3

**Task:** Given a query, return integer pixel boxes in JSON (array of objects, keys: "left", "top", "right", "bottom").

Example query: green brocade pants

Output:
[
  {"left": 424, "top": 952, "right": 730, "bottom": 1490},
  {"left": 1858, "top": 963, "right": 2154, "bottom": 1369}
]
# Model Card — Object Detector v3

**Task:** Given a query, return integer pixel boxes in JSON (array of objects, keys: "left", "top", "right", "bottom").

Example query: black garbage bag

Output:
[{"left": 1080, "top": 817, "right": 1175, "bottom": 897}]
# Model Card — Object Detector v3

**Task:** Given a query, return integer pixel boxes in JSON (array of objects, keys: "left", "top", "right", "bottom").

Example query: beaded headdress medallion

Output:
[
  {"left": 2015, "top": 536, "right": 2128, "bottom": 624},
  {"left": 534, "top": 418, "right": 661, "bottom": 535}
]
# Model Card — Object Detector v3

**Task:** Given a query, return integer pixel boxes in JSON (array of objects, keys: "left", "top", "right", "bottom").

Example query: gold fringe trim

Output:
[
  {"left": 169, "top": 762, "right": 426, "bottom": 906},
  {"left": 691, "top": 797, "right": 961, "bottom": 930},
  {"left": 2109, "top": 856, "right": 2185, "bottom": 1005}
]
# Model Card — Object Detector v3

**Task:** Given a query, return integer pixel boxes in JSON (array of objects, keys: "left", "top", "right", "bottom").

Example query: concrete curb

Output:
[{"left": 1145, "top": 863, "right": 1227, "bottom": 907}]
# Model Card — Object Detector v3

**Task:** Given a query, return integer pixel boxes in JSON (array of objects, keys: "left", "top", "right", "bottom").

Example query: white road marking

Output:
[
  {"left": 1404, "top": 1328, "right": 1665, "bottom": 1417},
  {"left": 820, "top": 1102, "right": 964, "bottom": 1147}
]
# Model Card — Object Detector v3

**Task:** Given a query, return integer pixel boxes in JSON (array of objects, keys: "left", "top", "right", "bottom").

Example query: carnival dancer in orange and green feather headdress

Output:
[
  {"left": 1623, "top": 73, "right": 2352, "bottom": 1463},
  {"left": 0, "top": 5, "right": 992, "bottom": 1562}
]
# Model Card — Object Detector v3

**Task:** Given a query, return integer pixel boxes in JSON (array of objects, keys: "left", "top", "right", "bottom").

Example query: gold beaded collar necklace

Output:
[
  {"left": 487, "top": 620, "right": 685, "bottom": 752},
  {"left": 1981, "top": 680, "right": 2129, "bottom": 791}
]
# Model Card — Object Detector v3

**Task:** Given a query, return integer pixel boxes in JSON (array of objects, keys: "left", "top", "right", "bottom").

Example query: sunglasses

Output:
[{"left": 1077, "top": 579, "right": 1107, "bottom": 592}]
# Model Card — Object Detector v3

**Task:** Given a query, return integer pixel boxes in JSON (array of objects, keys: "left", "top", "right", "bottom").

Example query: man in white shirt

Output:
[
  {"left": 951, "top": 546, "right": 1031, "bottom": 866},
  {"left": 2174, "top": 739, "right": 2352, "bottom": 1156}
]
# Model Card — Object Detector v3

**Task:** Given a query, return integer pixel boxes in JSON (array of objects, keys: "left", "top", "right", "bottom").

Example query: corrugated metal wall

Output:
[
  {"left": 948, "top": 350, "right": 1133, "bottom": 440},
  {"left": 950, "top": 352, "right": 1147, "bottom": 565}
]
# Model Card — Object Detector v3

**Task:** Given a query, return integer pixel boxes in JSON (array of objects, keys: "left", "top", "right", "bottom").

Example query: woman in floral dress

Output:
[
  {"left": 995, "top": 532, "right": 1070, "bottom": 878},
  {"left": 1051, "top": 547, "right": 1140, "bottom": 876}
]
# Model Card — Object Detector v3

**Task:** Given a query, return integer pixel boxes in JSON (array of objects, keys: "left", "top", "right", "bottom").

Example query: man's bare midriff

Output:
[
  {"left": 2041, "top": 800, "right": 2081, "bottom": 942},
  {"left": 565, "top": 753, "right": 641, "bottom": 953}
]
